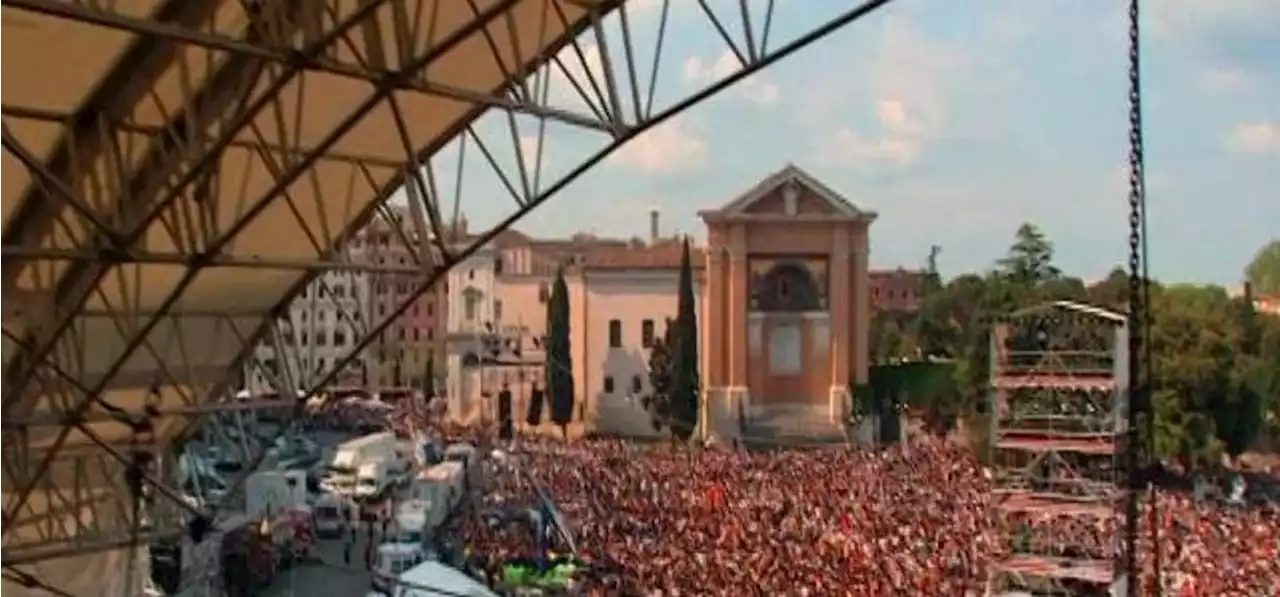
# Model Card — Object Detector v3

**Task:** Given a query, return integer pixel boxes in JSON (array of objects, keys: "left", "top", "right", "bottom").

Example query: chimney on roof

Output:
[{"left": 649, "top": 207, "right": 660, "bottom": 245}]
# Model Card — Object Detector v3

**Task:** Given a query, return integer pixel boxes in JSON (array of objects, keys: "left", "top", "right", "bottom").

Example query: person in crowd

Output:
[{"left": 434, "top": 433, "right": 1279, "bottom": 596}]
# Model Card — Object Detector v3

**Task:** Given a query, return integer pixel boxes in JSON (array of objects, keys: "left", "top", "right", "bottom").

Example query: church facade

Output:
[{"left": 700, "top": 165, "right": 875, "bottom": 432}]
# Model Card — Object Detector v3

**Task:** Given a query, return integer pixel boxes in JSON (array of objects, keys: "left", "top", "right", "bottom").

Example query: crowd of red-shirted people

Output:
[{"left": 443, "top": 431, "right": 1278, "bottom": 596}]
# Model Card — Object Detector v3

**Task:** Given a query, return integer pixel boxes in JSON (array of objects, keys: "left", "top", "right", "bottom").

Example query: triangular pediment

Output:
[{"left": 701, "top": 164, "right": 876, "bottom": 221}]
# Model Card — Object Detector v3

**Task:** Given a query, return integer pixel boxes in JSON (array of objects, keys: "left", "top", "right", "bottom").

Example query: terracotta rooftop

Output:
[{"left": 580, "top": 240, "right": 705, "bottom": 270}]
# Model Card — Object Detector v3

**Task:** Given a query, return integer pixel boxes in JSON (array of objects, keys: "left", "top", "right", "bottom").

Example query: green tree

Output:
[
  {"left": 546, "top": 268, "right": 575, "bottom": 437},
  {"left": 839, "top": 219, "right": 1279, "bottom": 462},
  {"left": 641, "top": 320, "right": 676, "bottom": 431},
  {"left": 1086, "top": 267, "right": 1131, "bottom": 309},
  {"left": 669, "top": 239, "right": 700, "bottom": 441},
  {"left": 1245, "top": 239, "right": 1280, "bottom": 295},
  {"left": 996, "top": 222, "right": 1061, "bottom": 287},
  {"left": 870, "top": 311, "right": 919, "bottom": 362}
]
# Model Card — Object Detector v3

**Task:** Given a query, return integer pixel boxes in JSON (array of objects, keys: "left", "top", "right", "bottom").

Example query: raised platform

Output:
[
  {"left": 992, "top": 374, "right": 1116, "bottom": 392},
  {"left": 742, "top": 404, "right": 848, "bottom": 447},
  {"left": 992, "top": 555, "right": 1114, "bottom": 585},
  {"left": 995, "top": 430, "right": 1118, "bottom": 455},
  {"left": 996, "top": 490, "right": 1116, "bottom": 518}
]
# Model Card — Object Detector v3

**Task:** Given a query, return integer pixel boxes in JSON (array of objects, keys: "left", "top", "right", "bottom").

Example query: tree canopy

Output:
[
  {"left": 876, "top": 223, "right": 1280, "bottom": 467},
  {"left": 1245, "top": 239, "right": 1280, "bottom": 295}
]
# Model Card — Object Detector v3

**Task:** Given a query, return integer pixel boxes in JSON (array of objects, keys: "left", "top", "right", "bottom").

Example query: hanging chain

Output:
[{"left": 1123, "top": 0, "right": 1151, "bottom": 594}]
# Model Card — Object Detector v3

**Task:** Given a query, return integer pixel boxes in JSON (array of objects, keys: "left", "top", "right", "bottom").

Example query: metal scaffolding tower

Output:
[{"left": 987, "top": 300, "right": 1130, "bottom": 596}]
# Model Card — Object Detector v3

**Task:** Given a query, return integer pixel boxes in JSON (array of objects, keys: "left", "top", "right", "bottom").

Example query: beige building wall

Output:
[{"left": 573, "top": 269, "right": 705, "bottom": 437}]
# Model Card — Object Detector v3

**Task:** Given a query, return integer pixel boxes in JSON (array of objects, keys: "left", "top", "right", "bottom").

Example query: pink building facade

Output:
[
  {"left": 442, "top": 166, "right": 923, "bottom": 438},
  {"left": 352, "top": 208, "right": 446, "bottom": 389}
]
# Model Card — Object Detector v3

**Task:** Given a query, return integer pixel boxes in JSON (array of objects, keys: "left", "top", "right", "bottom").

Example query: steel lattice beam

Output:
[{"left": 3, "top": 0, "right": 901, "bottom": 577}]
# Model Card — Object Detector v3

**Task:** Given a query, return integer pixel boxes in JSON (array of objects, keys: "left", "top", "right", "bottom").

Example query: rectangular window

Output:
[
  {"left": 631, "top": 375, "right": 643, "bottom": 393},
  {"left": 608, "top": 320, "right": 622, "bottom": 348},
  {"left": 641, "top": 319, "right": 655, "bottom": 348},
  {"left": 603, "top": 376, "right": 615, "bottom": 394},
  {"left": 494, "top": 299, "right": 504, "bottom": 322},
  {"left": 464, "top": 294, "right": 478, "bottom": 321},
  {"left": 494, "top": 257, "right": 504, "bottom": 275}
]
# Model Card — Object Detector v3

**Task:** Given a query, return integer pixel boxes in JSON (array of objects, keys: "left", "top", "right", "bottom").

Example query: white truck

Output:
[
  {"left": 354, "top": 460, "right": 396, "bottom": 500},
  {"left": 390, "top": 561, "right": 498, "bottom": 597},
  {"left": 371, "top": 543, "right": 428, "bottom": 594},
  {"left": 409, "top": 462, "right": 466, "bottom": 514},
  {"left": 244, "top": 470, "right": 309, "bottom": 520},
  {"left": 242, "top": 470, "right": 316, "bottom": 564},
  {"left": 323, "top": 432, "right": 399, "bottom": 496},
  {"left": 389, "top": 497, "right": 451, "bottom": 551},
  {"left": 312, "top": 493, "right": 354, "bottom": 537}
]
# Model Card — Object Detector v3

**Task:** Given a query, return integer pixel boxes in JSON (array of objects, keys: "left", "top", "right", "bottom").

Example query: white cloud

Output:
[
  {"left": 813, "top": 93, "right": 933, "bottom": 169},
  {"left": 1225, "top": 121, "right": 1280, "bottom": 154},
  {"left": 627, "top": 0, "right": 663, "bottom": 13},
  {"left": 545, "top": 43, "right": 607, "bottom": 113},
  {"left": 1198, "top": 65, "right": 1259, "bottom": 94},
  {"left": 807, "top": 14, "right": 1014, "bottom": 169},
  {"left": 817, "top": 128, "right": 920, "bottom": 168},
  {"left": 612, "top": 119, "right": 706, "bottom": 172},
  {"left": 682, "top": 50, "right": 780, "bottom": 106},
  {"left": 1150, "top": 0, "right": 1280, "bottom": 40}
]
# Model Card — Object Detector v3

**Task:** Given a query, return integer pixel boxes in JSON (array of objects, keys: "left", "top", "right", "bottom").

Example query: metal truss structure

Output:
[
  {"left": 1, "top": 0, "right": 899, "bottom": 594},
  {"left": 987, "top": 301, "right": 1130, "bottom": 596}
]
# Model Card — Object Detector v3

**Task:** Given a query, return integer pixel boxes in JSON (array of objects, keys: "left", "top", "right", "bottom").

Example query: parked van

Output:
[
  {"left": 354, "top": 460, "right": 394, "bottom": 501},
  {"left": 391, "top": 498, "right": 449, "bottom": 548},
  {"left": 324, "top": 432, "right": 397, "bottom": 495},
  {"left": 410, "top": 462, "right": 465, "bottom": 513},
  {"left": 371, "top": 543, "right": 427, "bottom": 593},
  {"left": 312, "top": 493, "right": 352, "bottom": 537}
]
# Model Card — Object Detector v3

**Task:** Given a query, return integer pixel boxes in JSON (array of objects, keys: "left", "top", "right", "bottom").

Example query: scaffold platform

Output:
[
  {"left": 994, "top": 430, "right": 1118, "bottom": 455},
  {"left": 992, "top": 555, "right": 1115, "bottom": 585},
  {"left": 991, "top": 374, "right": 1116, "bottom": 392},
  {"left": 996, "top": 491, "right": 1116, "bottom": 518}
]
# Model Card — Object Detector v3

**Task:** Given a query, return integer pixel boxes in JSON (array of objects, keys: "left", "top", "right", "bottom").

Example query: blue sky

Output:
[{"left": 425, "top": 0, "right": 1278, "bottom": 285}]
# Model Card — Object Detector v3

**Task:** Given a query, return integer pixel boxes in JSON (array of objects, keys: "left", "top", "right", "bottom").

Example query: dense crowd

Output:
[{"left": 452, "top": 435, "right": 1279, "bottom": 596}]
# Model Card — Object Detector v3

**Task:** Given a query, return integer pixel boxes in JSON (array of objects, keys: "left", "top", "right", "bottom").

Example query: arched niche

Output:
[{"left": 752, "top": 261, "right": 824, "bottom": 312}]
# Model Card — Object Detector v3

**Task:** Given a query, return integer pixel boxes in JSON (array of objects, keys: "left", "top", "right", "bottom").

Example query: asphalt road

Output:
[
  {"left": 264, "top": 429, "right": 381, "bottom": 597},
  {"left": 264, "top": 531, "right": 382, "bottom": 597}
]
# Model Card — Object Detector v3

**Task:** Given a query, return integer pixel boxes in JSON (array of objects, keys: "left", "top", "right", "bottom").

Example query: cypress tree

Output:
[
  {"left": 670, "top": 238, "right": 700, "bottom": 441},
  {"left": 547, "top": 268, "right": 576, "bottom": 437}
]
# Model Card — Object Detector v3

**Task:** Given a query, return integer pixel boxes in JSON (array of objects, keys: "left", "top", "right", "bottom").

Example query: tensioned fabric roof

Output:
[{"left": 2, "top": 0, "right": 618, "bottom": 589}]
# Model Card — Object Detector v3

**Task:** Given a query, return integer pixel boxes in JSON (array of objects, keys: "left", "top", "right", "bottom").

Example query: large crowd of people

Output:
[
  {"left": 449, "top": 433, "right": 1278, "bottom": 596},
  {"left": 240, "top": 391, "right": 1280, "bottom": 595}
]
